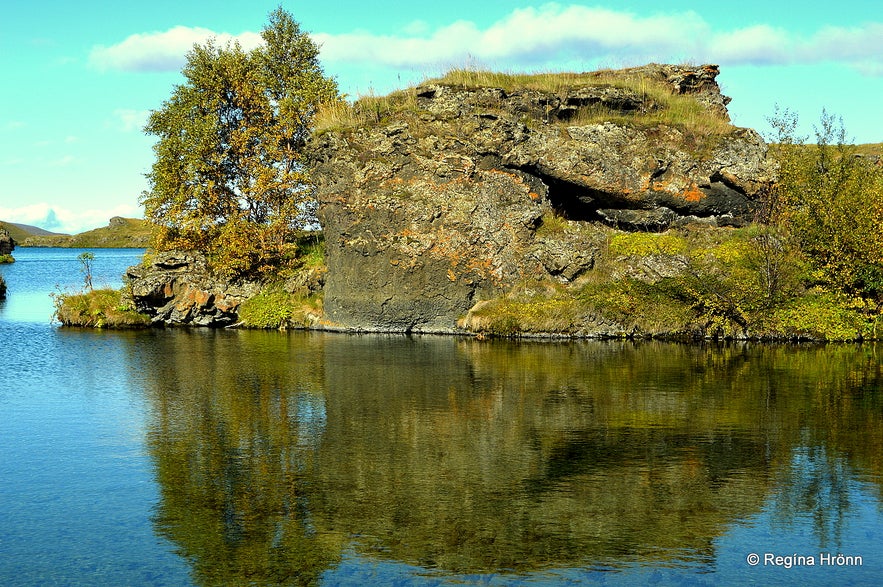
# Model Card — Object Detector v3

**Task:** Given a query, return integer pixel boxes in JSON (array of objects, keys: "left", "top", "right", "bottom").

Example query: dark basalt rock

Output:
[
  {"left": 0, "top": 228, "right": 15, "bottom": 257},
  {"left": 125, "top": 252, "right": 261, "bottom": 327},
  {"left": 309, "top": 64, "right": 774, "bottom": 332}
]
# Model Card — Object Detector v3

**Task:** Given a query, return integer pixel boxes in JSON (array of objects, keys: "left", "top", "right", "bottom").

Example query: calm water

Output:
[{"left": 1, "top": 248, "right": 882, "bottom": 586}]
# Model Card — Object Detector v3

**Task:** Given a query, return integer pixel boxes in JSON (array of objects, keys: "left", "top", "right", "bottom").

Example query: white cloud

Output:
[
  {"left": 0, "top": 203, "right": 142, "bottom": 235},
  {"left": 89, "top": 5, "right": 883, "bottom": 79},
  {"left": 311, "top": 6, "right": 706, "bottom": 68},
  {"left": 89, "top": 26, "right": 262, "bottom": 72},
  {"left": 314, "top": 4, "right": 883, "bottom": 77},
  {"left": 710, "top": 25, "right": 793, "bottom": 65}
]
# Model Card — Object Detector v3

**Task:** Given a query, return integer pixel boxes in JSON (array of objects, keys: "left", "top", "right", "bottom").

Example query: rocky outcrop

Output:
[
  {"left": 0, "top": 228, "right": 14, "bottom": 256},
  {"left": 125, "top": 250, "right": 326, "bottom": 327},
  {"left": 310, "top": 64, "right": 774, "bottom": 333},
  {"left": 0, "top": 227, "right": 8, "bottom": 297},
  {"left": 126, "top": 252, "right": 262, "bottom": 327}
]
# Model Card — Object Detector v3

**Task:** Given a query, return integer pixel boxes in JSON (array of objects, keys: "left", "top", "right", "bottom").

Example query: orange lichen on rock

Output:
[
  {"left": 647, "top": 177, "right": 705, "bottom": 203},
  {"left": 681, "top": 184, "right": 705, "bottom": 203}
]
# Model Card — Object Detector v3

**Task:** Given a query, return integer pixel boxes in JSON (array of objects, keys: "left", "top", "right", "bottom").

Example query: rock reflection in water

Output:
[{"left": 127, "top": 332, "right": 883, "bottom": 585}]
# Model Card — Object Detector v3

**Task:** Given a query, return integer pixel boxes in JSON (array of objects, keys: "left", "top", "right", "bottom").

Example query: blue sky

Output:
[{"left": 2, "top": 1, "right": 882, "bottom": 234}]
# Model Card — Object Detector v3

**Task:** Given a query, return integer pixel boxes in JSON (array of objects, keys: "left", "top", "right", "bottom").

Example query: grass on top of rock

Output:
[
  {"left": 314, "top": 66, "right": 734, "bottom": 140},
  {"left": 0, "top": 254, "right": 14, "bottom": 264},
  {"left": 52, "top": 287, "right": 151, "bottom": 328},
  {"left": 434, "top": 67, "right": 734, "bottom": 135}
]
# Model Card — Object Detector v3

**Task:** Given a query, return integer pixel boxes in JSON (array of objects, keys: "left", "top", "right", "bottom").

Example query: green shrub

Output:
[
  {"left": 462, "top": 218, "right": 881, "bottom": 340},
  {"left": 478, "top": 310, "right": 523, "bottom": 338},
  {"left": 462, "top": 283, "right": 591, "bottom": 337},
  {"left": 237, "top": 289, "right": 322, "bottom": 329},
  {"left": 0, "top": 254, "right": 14, "bottom": 264},
  {"left": 767, "top": 108, "right": 883, "bottom": 300},
  {"left": 766, "top": 291, "right": 872, "bottom": 341},
  {"left": 535, "top": 213, "right": 570, "bottom": 237}
]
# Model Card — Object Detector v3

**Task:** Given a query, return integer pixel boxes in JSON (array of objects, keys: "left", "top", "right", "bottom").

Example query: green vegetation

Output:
[
  {"left": 315, "top": 88, "right": 420, "bottom": 132},
  {"left": 606, "top": 231, "right": 687, "bottom": 257},
  {"left": 52, "top": 287, "right": 151, "bottom": 328},
  {"left": 767, "top": 108, "right": 883, "bottom": 299},
  {"left": 0, "top": 254, "right": 13, "bottom": 264},
  {"left": 465, "top": 214, "right": 881, "bottom": 341},
  {"left": 853, "top": 143, "right": 883, "bottom": 157},
  {"left": 236, "top": 234, "right": 325, "bottom": 329},
  {"left": 52, "top": 250, "right": 151, "bottom": 328},
  {"left": 237, "top": 288, "right": 322, "bottom": 329},
  {"left": 296, "top": 232, "right": 325, "bottom": 269},
  {"left": 766, "top": 291, "right": 873, "bottom": 341},
  {"left": 22, "top": 217, "right": 152, "bottom": 248},
  {"left": 142, "top": 8, "right": 338, "bottom": 279}
]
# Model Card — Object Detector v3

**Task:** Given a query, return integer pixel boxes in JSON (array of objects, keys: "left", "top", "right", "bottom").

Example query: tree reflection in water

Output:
[
  {"left": 126, "top": 332, "right": 883, "bottom": 585},
  {"left": 138, "top": 330, "right": 339, "bottom": 586}
]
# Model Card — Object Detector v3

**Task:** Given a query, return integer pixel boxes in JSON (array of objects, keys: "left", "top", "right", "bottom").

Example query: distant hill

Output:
[
  {"left": 0, "top": 220, "right": 67, "bottom": 243},
  {"left": 21, "top": 217, "right": 152, "bottom": 248},
  {"left": 856, "top": 143, "right": 883, "bottom": 157}
]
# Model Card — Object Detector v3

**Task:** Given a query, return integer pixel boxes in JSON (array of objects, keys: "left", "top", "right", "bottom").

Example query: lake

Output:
[{"left": 1, "top": 247, "right": 882, "bottom": 586}]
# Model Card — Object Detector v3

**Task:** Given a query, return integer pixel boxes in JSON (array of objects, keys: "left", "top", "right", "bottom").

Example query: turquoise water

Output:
[{"left": 1, "top": 248, "right": 882, "bottom": 586}]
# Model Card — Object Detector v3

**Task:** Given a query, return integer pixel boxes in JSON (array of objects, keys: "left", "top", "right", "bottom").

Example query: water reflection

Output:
[
  {"left": 126, "top": 333, "right": 883, "bottom": 584},
  {"left": 133, "top": 330, "right": 336, "bottom": 585}
]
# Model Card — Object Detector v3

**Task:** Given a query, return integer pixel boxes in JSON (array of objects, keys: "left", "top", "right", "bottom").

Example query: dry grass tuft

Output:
[{"left": 314, "top": 89, "right": 418, "bottom": 133}]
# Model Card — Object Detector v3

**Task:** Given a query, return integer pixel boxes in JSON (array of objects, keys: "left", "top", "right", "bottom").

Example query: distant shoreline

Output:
[{"left": 8, "top": 217, "right": 151, "bottom": 249}]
